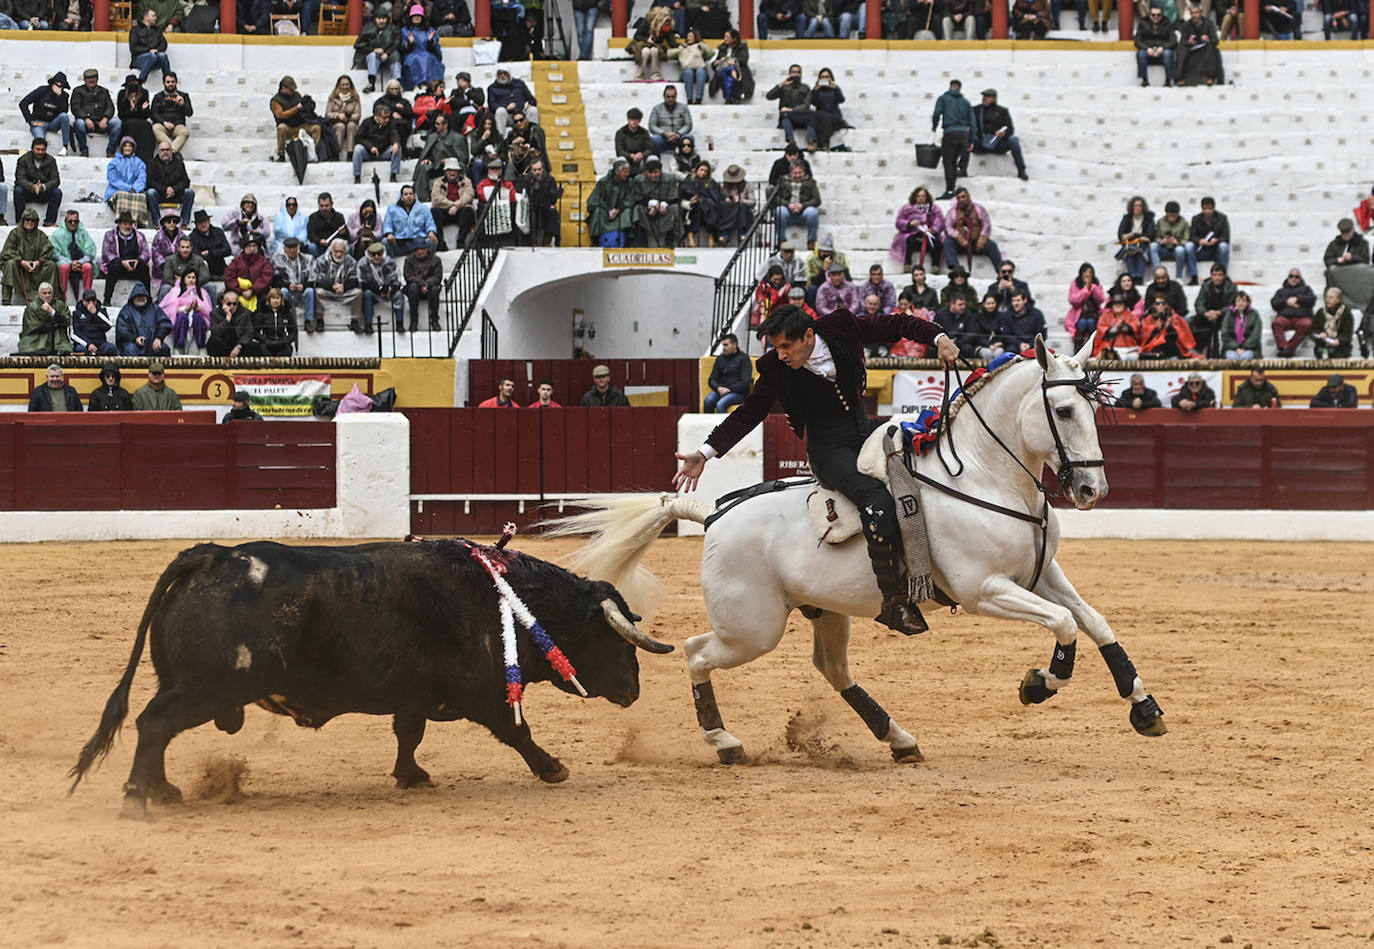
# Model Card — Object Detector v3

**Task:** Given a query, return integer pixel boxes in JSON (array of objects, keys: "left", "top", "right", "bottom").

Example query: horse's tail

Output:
[
  {"left": 67, "top": 546, "right": 213, "bottom": 795},
  {"left": 546, "top": 493, "right": 712, "bottom": 621}
]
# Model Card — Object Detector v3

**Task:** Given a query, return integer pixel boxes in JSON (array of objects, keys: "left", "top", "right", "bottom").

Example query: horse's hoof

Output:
[
  {"left": 1019, "top": 668, "right": 1058, "bottom": 706},
  {"left": 393, "top": 770, "right": 435, "bottom": 789},
  {"left": 538, "top": 761, "right": 570, "bottom": 784},
  {"left": 119, "top": 791, "right": 147, "bottom": 821},
  {"left": 148, "top": 781, "right": 183, "bottom": 805},
  {"left": 891, "top": 745, "right": 923, "bottom": 764},
  {"left": 1130, "top": 694, "right": 1167, "bottom": 737},
  {"left": 716, "top": 745, "right": 749, "bottom": 765}
]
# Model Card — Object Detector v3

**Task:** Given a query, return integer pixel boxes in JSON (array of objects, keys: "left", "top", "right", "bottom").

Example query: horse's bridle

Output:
[{"left": 902, "top": 355, "right": 1106, "bottom": 591}]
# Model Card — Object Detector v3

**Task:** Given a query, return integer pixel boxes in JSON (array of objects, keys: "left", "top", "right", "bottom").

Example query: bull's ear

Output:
[{"left": 1034, "top": 334, "right": 1050, "bottom": 370}]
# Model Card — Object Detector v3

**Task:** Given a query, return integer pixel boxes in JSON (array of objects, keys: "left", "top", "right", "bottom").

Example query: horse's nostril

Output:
[{"left": 1080, "top": 486, "right": 1096, "bottom": 499}]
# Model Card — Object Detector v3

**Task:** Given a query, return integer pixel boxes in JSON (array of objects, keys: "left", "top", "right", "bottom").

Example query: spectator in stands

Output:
[
  {"left": 1135, "top": 6, "right": 1177, "bottom": 87},
  {"left": 305, "top": 193, "right": 348, "bottom": 258},
  {"left": 1143, "top": 265, "right": 1188, "bottom": 314},
  {"left": 161, "top": 271, "right": 213, "bottom": 353},
  {"left": 504, "top": 135, "right": 540, "bottom": 180},
  {"left": 1115, "top": 196, "right": 1155, "bottom": 282},
  {"left": 1271, "top": 268, "right": 1315, "bottom": 357},
  {"left": 207, "top": 291, "right": 261, "bottom": 357},
  {"left": 0, "top": 158, "right": 9, "bottom": 227},
  {"left": 1170, "top": 372, "right": 1215, "bottom": 410},
  {"left": 1216, "top": 0, "right": 1244, "bottom": 37},
  {"left": 356, "top": 13, "right": 402, "bottom": 92},
  {"left": 467, "top": 115, "right": 504, "bottom": 181},
  {"left": 7, "top": 0, "right": 52, "bottom": 28},
  {"left": 1232, "top": 367, "right": 1281, "bottom": 408},
  {"left": 1312, "top": 287, "right": 1354, "bottom": 359},
  {"left": 148, "top": 210, "right": 184, "bottom": 295},
  {"left": 709, "top": 28, "right": 753, "bottom": 104},
  {"left": 271, "top": 76, "right": 323, "bottom": 165},
  {"left": 357, "top": 241, "right": 401, "bottom": 334},
  {"left": 752, "top": 265, "right": 791, "bottom": 327},
  {"left": 378, "top": 80, "right": 416, "bottom": 155},
  {"left": 271, "top": 236, "right": 316, "bottom": 332},
  {"left": 312, "top": 238, "right": 361, "bottom": 332},
  {"left": 1140, "top": 295, "right": 1201, "bottom": 359},
  {"left": 1323, "top": 218, "right": 1369, "bottom": 270},
  {"left": 401, "top": 6, "right": 445, "bottom": 92},
  {"left": 1189, "top": 263, "right": 1235, "bottom": 358},
  {"left": 890, "top": 185, "right": 946, "bottom": 271},
  {"left": 1094, "top": 292, "right": 1142, "bottom": 358},
  {"left": 475, "top": 158, "right": 518, "bottom": 242},
  {"left": 50, "top": 209, "right": 97, "bottom": 305},
  {"left": 507, "top": 112, "right": 548, "bottom": 163},
  {"left": 105, "top": 137, "right": 148, "bottom": 224},
  {"left": 414, "top": 112, "right": 466, "bottom": 197},
  {"left": 14, "top": 138, "right": 62, "bottom": 226},
  {"left": 764, "top": 240, "right": 806, "bottom": 286},
  {"left": 20, "top": 73, "right": 81, "bottom": 161},
  {"left": 588, "top": 159, "right": 636, "bottom": 246},
  {"left": 766, "top": 64, "right": 813, "bottom": 146},
  {"left": 132, "top": 360, "right": 182, "bottom": 410},
  {"left": 1186, "top": 197, "right": 1230, "bottom": 280},
  {"left": 226, "top": 198, "right": 272, "bottom": 261},
  {"left": 223, "top": 391, "right": 263, "bottom": 423},
  {"left": 932, "top": 293, "right": 969, "bottom": 340},
  {"left": 863, "top": 264, "right": 897, "bottom": 314},
  {"left": 116, "top": 75, "right": 155, "bottom": 163},
  {"left": 788, "top": 284, "right": 819, "bottom": 319},
  {"left": 225, "top": 233, "right": 273, "bottom": 314},
  {"left": 572, "top": 0, "right": 599, "bottom": 59},
  {"left": 326, "top": 75, "right": 362, "bottom": 158},
  {"left": 19, "top": 283, "right": 71, "bottom": 355},
  {"left": 1176, "top": 5, "right": 1224, "bottom": 86},
  {"left": 116, "top": 284, "right": 171, "bottom": 357},
  {"left": 130, "top": 9, "right": 171, "bottom": 85},
  {"left": 1260, "top": 0, "right": 1297, "bottom": 37},
  {"left": 615, "top": 108, "right": 654, "bottom": 175},
  {"left": 479, "top": 377, "right": 520, "bottom": 407},
  {"left": 1065, "top": 262, "right": 1105, "bottom": 351},
  {"left": 1310, "top": 373, "right": 1358, "bottom": 407},
  {"left": 582, "top": 365, "right": 632, "bottom": 406},
  {"left": 238, "top": 0, "right": 272, "bottom": 34},
  {"left": 943, "top": 187, "right": 1003, "bottom": 274},
  {"left": 1012, "top": 0, "right": 1051, "bottom": 37},
  {"left": 518, "top": 158, "right": 563, "bottom": 248},
  {"left": 150, "top": 72, "right": 192, "bottom": 154},
  {"left": 802, "top": 236, "right": 840, "bottom": 302},
  {"left": 144, "top": 140, "right": 193, "bottom": 227},
  {"left": 959, "top": 293, "right": 1003, "bottom": 359},
  {"left": 649, "top": 85, "right": 693, "bottom": 157},
  {"left": 808, "top": 68, "right": 847, "bottom": 153},
  {"left": 629, "top": 6, "right": 680, "bottom": 80},
  {"left": 676, "top": 28, "right": 712, "bottom": 105},
  {"left": 430, "top": 158, "right": 476, "bottom": 249},
  {"left": 353, "top": 103, "right": 404, "bottom": 185},
  {"left": 70, "top": 69, "right": 120, "bottom": 159},
  {"left": 816, "top": 262, "right": 863, "bottom": 315},
  {"left": 931, "top": 79, "right": 971, "bottom": 201},
  {"left": 251, "top": 287, "right": 297, "bottom": 356},
  {"left": 681, "top": 161, "right": 723, "bottom": 248},
  {"left": 940, "top": 265, "right": 978, "bottom": 308},
  {"left": 89, "top": 360, "right": 133, "bottom": 409},
  {"left": 767, "top": 142, "right": 811, "bottom": 187},
  {"left": 631, "top": 157, "right": 684, "bottom": 249},
  {"left": 987, "top": 258, "right": 1031, "bottom": 310},
  {"left": 95, "top": 211, "right": 147, "bottom": 306},
  {"left": 414, "top": 82, "right": 452, "bottom": 132},
  {"left": 1114, "top": 373, "right": 1162, "bottom": 410},
  {"left": 163, "top": 236, "right": 209, "bottom": 302},
  {"left": 796, "top": 0, "right": 835, "bottom": 35},
  {"left": 999, "top": 289, "right": 1046, "bottom": 353},
  {"left": 27, "top": 364, "right": 82, "bottom": 412},
  {"left": 190, "top": 210, "right": 231, "bottom": 282},
  {"left": 487, "top": 67, "right": 539, "bottom": 135},
  {"left": 900, "top": 264, "right": 939, "bottom": 312},
  {"left": 348, "top": 199, "right": 382, "bottom": 259},
  {"left": 703, "top": 333, "right": 751, "bottom": 412},
  {"left": 942, "top": 0, "right": 978, "bottom": 39},
  {"left": 773, "top": 162, "right": 822, "bottom": 248},
  {"left": 1151, "top": 200, "right": 1192, "bottom": 280},
  {"left": 1220, "top": 290, "right": 1261, "bottom": 358},
  {"left": 403, "top": 242, "right": 443, "bottom": 332},
  {"left": 718, "top": 164, "right": 758, "bottom": 243},
  {"left": 270, "top": 197, "right": 309, "bottom": 255},
  {"left": 1322, "top": 0, "right": 1360, "bottom": 37},
  {"left": 382, "top": 184, "right": 438, "bottom": 257},
  {"left": 528, "top": 379, "right": 561, "bottom": 408},
  {"left": 966, "top": 89, "right": 1028, "bottom": 181},
  {"left": 757, "top": 0, "right": 799, "bottom": 37}
]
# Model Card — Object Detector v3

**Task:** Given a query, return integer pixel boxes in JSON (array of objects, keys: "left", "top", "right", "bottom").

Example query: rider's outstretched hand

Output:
[
  {"left": 936, "top": 335, "right": 960, "bottom": 368},
  {"left": 672, "top": 451, "right": 707, "bottom": 493}
]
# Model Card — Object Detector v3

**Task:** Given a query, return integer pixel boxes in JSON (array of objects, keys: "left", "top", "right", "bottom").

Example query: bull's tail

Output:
[
  {"left": 546, "top": 493, "right": 711, "bottom": 622},
  {"left": 66, "top": 546, "right": 217, "bottom": 794}
]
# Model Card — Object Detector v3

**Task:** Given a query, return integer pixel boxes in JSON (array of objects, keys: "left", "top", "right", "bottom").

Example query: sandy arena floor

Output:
[{"left": 1, "top": 536, "right": 1372, "bottom": 948}]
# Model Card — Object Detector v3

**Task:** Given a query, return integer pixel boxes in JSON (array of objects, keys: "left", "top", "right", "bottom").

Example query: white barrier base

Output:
[{"left": 1057, "top": 508, "right": 1374, "bottom": 542}]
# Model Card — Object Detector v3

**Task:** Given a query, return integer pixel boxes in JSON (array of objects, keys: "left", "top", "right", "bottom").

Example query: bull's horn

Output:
[{"left": 601, "top": 599, "right": 674, "bottom": 654}]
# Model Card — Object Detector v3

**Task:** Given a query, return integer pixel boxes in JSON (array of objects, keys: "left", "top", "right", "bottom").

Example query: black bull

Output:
[{"left": 68, "top": 540, "right": 672, "bottom": 818}]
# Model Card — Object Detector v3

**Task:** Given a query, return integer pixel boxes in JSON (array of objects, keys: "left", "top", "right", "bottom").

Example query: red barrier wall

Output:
[
  {"left": 467, "top": 359, "right": 701, "bottom": 409},
  {"left": 405, "top": 407, "right": 685, "bottom": 535},
  {"left": 0, "top": 417, "right": 336, "bottom": 512}
]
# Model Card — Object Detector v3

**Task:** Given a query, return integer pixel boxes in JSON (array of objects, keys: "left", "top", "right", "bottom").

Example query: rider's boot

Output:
[{"left": 861, "top": 500, "right": 928, "bottom": 636}]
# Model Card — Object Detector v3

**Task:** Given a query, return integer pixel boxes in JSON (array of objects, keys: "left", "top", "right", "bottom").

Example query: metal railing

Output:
[
  {"left": 711, "top": 183, "right": 781, "bottom": 344},
  {"left": 442, "top": 201, "right": 500, "bottom": 357},
  {"left": 480, "top": 308, "right": 499, "bottom": 358}
]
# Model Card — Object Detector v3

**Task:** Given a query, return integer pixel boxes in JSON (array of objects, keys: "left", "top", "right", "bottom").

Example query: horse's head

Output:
[{"left": 1029, "top": 336, "right": 1109, "bottom": 510}]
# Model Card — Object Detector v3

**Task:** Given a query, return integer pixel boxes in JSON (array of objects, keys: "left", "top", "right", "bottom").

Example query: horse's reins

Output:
[{"left": 904, "top": 355, "right": 1106, "bottom": 590}]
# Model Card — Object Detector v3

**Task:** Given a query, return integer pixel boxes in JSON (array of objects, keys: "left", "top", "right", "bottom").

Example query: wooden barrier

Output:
[
  {"left": 405, "top": 407, "right": 684, "bottom": 534},
  {"left": 467, "top": 359, "right": 702, "bottom": 409},
  {"left": 0, "top": 416, "right": 336, "bottom": 512}
]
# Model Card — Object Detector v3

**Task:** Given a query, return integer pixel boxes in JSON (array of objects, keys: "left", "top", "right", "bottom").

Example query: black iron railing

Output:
[
  {"left": 480, "top": 308, "right": 498, "bottom": 357},
  {"left": 442, "top": 201, "right": 500, "bottom": 357},
  {"left": 710, "top": 183, "right": 780, "bottom": 344}
]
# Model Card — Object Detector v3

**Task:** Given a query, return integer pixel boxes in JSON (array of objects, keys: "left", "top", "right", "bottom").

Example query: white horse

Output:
[{"left": 552, "top": 338, "right": 1166, "bottom": 765}]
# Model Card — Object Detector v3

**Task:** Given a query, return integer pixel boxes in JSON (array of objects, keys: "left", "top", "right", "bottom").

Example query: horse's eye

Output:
[{"left": 1055, "top": 406, "right": 1073, "bottom": 420}]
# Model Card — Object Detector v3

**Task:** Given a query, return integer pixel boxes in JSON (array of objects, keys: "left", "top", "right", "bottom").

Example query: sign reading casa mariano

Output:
[{"left": 602, "top": 249, "right": 676, "bottom": 268}]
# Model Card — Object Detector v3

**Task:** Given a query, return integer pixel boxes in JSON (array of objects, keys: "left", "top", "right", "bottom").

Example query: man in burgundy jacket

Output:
[{"left": 674, "top": 305, "right": 958, "bottom": 635}]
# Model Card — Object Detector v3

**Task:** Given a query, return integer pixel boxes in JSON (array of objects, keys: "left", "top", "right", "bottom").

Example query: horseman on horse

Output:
[{"left": 673, "top": 304, "right": 960, "bottom": 636}]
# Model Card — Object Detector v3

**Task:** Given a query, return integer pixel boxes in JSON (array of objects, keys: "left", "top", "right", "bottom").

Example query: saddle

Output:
[{"left": 806, "top": 488, "right": 863, "bottom": 545}]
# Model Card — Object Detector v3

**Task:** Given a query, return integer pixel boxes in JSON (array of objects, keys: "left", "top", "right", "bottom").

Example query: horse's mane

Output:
[{"left": 941, "top": 353, "right": 1112, "bottom": 428}]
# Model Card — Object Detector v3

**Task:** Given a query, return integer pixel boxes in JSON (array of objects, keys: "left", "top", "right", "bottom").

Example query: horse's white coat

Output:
[{"left": 563, "top": 340, "right": 1160, "bottom": 758}]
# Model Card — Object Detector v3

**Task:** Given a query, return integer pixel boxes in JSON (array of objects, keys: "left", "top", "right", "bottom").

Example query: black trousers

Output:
[
  {"left": 940, "top": 130, "right": 968, "bottom": 194},
  {"left": 809, "top": 435, "right": 904, "bottom": 599},
  {"left": 104, "top": 260, "right": 152, "bottom": 304}
]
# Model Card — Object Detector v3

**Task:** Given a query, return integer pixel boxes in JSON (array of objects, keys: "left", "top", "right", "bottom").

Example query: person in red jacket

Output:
[
  {"left": 223, "top": 233, "right": 274, "bottom": 313},
  {"left": 526, "top": 379, "right": 561, "bottom": 408},
  {"left": 478, "top": 377, "right": 520, "bottom": 408}
]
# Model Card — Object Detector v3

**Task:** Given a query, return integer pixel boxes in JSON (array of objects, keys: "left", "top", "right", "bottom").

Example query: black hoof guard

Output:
[
  {"left": 717, "top": 745, "right": 749, "bottom": 765},
  {"left": 1130, "top": 694, "right": 1167, "bottom": 736},
  {"left": 1018, "top": 668, "right": 1058, "bottom": 706}
]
